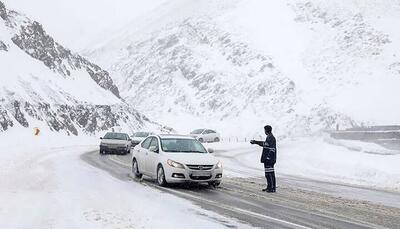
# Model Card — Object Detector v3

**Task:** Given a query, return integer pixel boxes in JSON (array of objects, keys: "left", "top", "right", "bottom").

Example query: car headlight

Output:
[
  {"left": 216, "top": 161, "right": 222, "bottom": 169},
  {"left": 167, "top": 159, "right": 185, "bottom": 169}
]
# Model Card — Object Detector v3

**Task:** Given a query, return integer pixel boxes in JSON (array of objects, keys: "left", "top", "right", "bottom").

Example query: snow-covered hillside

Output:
[
  {"left": 0, "top": 1, "right": 166, "bottom": 135},
  {"left": 88, "top": 0, "right": 400, "bottom": 137}
]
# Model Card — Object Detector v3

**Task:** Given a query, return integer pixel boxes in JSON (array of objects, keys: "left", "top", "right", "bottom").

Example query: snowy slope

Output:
[
  {"left": 88, "top": 0, "right": 400, "bottom": 137},
  {"left": 0, "top": 1, "right": 166, "bottom": 135}
]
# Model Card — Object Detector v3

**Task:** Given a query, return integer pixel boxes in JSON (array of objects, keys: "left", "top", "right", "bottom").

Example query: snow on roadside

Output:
[
  {"left": 207, "top": 136, "right": 400, "bottom": 192},
  {"left": 0, "top": 130, "right": 251, "bottom": 229}
]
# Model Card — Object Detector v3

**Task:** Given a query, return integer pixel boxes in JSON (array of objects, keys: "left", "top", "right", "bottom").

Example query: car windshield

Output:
[
  {"left": 161, "top": 139, "right": 207, "bottom": 153},
  {"left": 103, "top": 132, "right": 127, "bottom": 140},
  {"left": 190, "top": 129, "right": 204, "bottom": 134},
  {"left": 135, "top": 132, "right": 149, "bottom": 137}
]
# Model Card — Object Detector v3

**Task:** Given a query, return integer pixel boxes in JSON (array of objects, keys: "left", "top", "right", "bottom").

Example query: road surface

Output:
[{"left": 81, "top": 150, "right": 400, "bottom": 229}]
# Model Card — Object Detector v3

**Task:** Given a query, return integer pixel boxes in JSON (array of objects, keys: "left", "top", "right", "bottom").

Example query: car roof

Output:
[
  {"left": 105, "top": 132, "right": 127, "bottom": 135},
  {"left": 156, "top": 134, "right": 195, "bottom": 140}
]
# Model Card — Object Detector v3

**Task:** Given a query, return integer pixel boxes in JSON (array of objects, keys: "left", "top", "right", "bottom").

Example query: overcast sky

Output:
[{"left": 3, "top": 0, "right": 167, "bottom": 51}]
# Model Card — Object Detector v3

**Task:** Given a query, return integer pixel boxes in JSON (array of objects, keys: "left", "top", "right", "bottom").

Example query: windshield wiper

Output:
[{"left": 180, "top": 150, "right": 206, "bottom": 153}]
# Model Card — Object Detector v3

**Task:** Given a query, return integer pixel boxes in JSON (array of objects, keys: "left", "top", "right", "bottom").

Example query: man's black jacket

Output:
[{"left": 253, "top": 134, "right": 276, "bottom": 165}]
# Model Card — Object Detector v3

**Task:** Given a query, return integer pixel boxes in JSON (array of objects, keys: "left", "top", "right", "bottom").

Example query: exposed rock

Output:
[
  {"left": 0, "top": 1, "right": 7, "bottom": 20},
  {"left": 0, "top": 40, "right": 7, "bottom": 51},
  {"left": 0, "top": 100, "right": 168, "bottom": 135},
  {"left": 9, "top": 14, "right": 120, "bottom": 98}
]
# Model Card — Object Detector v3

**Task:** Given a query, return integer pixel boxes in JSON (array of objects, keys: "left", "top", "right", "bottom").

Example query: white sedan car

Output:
[
  {"left": 131, "top": 135, "right": 223, "bottom": 187},
  {"left": 189, "top": 129, "right": 221, "bottom": 143}
]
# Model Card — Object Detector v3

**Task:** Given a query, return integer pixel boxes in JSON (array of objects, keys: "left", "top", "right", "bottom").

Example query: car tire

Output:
[
  {"left": 132, "top": 159, "right": 142, "bottom": 179},
  {"left": 157, "top": 165, "right": 168, "bottom": 187},
  {"left": 198, "top": 138, "right": 204, "bottom": 143},
  {"left": 214, "top": 137, "right": 220, "bottom": 142}
]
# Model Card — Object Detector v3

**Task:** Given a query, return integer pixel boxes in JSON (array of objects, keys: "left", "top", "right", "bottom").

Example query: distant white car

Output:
[
  {"left": 100, "top": 132, "right": 131, "bottom": 155},
  {"left": 189, "top": 129, "right": 221, "bottom": 143},
  {"left": 131, "top": 131, "right": 154, "bottom": 146},
  {"left": 131, "top": 134, "right": 223, "bottom": 187}
]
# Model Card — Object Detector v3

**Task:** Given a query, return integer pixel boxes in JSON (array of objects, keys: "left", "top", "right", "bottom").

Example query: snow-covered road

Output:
[
  {"left": 0, "top": 134, "right": 250, "bottom": 228},
  {"left": 87, "top": 149, "right": 400, "bottom": 229},
  {"left": 1, "top": 132, "right": 400, "bottom": 228}
]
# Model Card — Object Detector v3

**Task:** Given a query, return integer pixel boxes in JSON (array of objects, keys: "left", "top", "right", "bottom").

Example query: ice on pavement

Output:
[{"left": 0, "top": 129, "right": 251, "bottom": 229}]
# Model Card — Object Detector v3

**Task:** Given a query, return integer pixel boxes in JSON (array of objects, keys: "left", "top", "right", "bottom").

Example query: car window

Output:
[
  {"left": 104, "top": 132, "right": 128, "bottom": 140},
  {"left": 209, "top": 130, "right": 216, "bottom": 133},
  {"left": 160, "top": 138, "right": 207, "bottom": 153},
  {"left": 149, "top": 137, "right": 159, "bottom": 153},
  {"left": 190, "top": 129, "right": 204, "bottom": 134},
  {"left": 204, "top": 129, "right": 212, "bottom": 134},
  {"left": 141, "top": 137, "right": 152, "bottom": 149}
]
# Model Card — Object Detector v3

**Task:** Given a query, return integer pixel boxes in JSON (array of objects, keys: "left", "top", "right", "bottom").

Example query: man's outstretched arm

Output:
[{"left": 250, "top": 140, "right": 264, "bottom": 146}]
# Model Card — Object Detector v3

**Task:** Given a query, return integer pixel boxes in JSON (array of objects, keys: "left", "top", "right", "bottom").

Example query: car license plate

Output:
[{"left": 191, "top": 171, "right": 211, "bottom": 177}]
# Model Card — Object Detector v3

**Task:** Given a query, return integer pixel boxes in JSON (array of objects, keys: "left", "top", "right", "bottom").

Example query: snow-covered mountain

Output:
[
  {"left": 87, "top": 0, "right": 400, "bottom": 136},
  {"left": 0, "top": 1, "right": 167, "bottom": 135}
]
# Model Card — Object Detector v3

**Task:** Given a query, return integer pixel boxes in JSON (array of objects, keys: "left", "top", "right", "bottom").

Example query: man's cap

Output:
[{"left": 264, "top": 125, "right": 272, "bottom": 132}]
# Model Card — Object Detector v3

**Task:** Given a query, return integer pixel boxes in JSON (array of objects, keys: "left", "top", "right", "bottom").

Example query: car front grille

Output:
[
  {"left": 189, "top": 175, "right": 212, "bottom": 180},
  {"left": 186, "top": 164, "right": 214, "bottom": 170}
]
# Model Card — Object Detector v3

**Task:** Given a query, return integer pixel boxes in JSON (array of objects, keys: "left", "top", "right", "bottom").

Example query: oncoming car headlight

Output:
[
  {"left": 167, "top": 159, "right": 185, "bottom": 169},
  {"left": 216, "top": 161, "right": 222, "bottom": 169}
]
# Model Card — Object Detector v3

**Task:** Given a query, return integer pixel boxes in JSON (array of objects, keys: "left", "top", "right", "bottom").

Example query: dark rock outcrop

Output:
[
  {"left": 0, "top": 1, "right": 119, "bottom": 98},
  {"left": 0, "top": 1, "right": 7, "bottom": 20},
  {"left": 0, "top": 100, "right": 167, "bottom": 135},
  {"left": 10, "top": 21, "right": 120, "bottom": 98},
  {"left": 0, "top": 40, "right": 7, "bottom": 51}
]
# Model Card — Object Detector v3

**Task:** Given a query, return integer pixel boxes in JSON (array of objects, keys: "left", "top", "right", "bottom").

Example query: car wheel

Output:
[
  {"left": 132, "top": 159, "right": 142, "bottom": 179},
  {"left": 157, "top": 165, "right": 168, "bottom": 187},
  {"left": 208, "top": 181, "right": 221, "bottom": 187},
  {"left": 214, "top": 137, "right": 220, "bottom": 142},
  {"left": 198, "top": 138, "right": 204, "bottom": 143}
]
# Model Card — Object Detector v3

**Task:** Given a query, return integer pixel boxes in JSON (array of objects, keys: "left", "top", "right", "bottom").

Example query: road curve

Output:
[{"left": 81, "top": 151, "right": 400, "bottom": 229}]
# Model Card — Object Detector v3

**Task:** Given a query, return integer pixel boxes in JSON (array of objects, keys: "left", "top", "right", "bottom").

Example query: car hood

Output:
[
  {"left": 101, "top": 139, "right": 128, "bottom": 144},
  {"left": 165, "top": 153, "right": 219, "bottom": 165}
]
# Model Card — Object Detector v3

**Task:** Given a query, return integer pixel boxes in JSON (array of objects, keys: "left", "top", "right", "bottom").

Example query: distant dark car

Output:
[{"left": 100, "top": 132, "right": 131, "bottom": 155}]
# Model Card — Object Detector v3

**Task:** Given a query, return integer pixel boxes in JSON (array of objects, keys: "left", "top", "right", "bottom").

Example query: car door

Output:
[
  {"left": 145, "top": 137, "right": 160, "bottom": 177},
  {"left": 137, "top": 137, "right": 152, "bottom": 174},
  {"left": 208, "top": 130, "right": 217, "bottom": 141},
  {"left": 203, "top": 129, "right": 212, "bottom": 142}
]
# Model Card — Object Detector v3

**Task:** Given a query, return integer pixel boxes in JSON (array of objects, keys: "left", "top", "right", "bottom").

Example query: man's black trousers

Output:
[{"left": 264, "top": 163, "right": 276, "bottom": 191}]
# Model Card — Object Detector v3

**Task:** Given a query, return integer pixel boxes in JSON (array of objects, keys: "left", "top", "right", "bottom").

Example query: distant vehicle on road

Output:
[
  {"left": 131, "top": 131, "right": 154, "bottom": 146},
  {"left": 131, "top": 134, "right": 223, "bottom": 187},
  {"left": 100, "top": 132, "right": 131, "bottom": 155},
  {"left": 189, "top": 129, "right": 221, "bottom": 143}
]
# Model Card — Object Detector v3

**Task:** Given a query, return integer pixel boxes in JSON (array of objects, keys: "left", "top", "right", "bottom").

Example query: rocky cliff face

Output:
[
  {"left": 0, "top": 101, "right": 168, "bottom": 135},
  {"left": 0, "top": 1, "right": 166, "bottom": 135},
  {"left": 4, "top": 8, "right": 120, "bottom": 98}
]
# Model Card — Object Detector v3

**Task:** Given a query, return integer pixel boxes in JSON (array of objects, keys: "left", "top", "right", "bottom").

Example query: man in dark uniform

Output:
[{"left": 250, "top": 125, "right": 277, "bottom": 192}]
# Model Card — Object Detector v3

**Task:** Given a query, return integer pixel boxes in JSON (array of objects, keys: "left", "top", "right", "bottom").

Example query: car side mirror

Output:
[
  {"left": 149, "top": 146, "right": 159, "bottom": 153},
  {"left": 100, "top": 137, "right": 103, "bottom": 140},
  {"left": 208, "top": 148, "right": 214, "bottom": 153}
]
